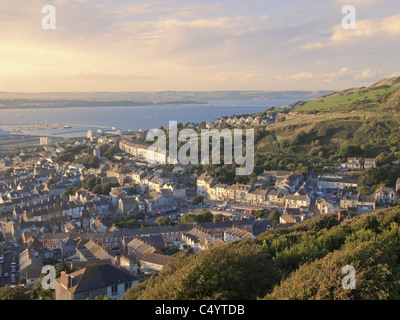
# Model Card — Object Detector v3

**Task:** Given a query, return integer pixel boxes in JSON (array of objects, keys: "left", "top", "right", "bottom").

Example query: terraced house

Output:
[
  {"left": 340, "top": 193, "right": 376, "bottom": 212},
  {"left": 55, "top": 264, "right": 139, "bottom": 300},
  {"left": 375, "top": 187, "right": 398, "bottom": 205}
]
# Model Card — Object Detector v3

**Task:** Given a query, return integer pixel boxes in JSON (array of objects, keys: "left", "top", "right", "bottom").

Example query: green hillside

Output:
[
  {"left": 124, "top": 207, "right": 400, "bottom": 300},
  {"left": 295, "top": 77, "right": 400, "bottom": 113},
  {"left": 246, "top": 76, "right": 400, "bottom": 180}
]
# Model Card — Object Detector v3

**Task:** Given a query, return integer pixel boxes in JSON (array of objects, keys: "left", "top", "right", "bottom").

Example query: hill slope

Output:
[
  {"left": 124, "top": 207, "right": 400, "bottom": 300},
  {"left": 294, "top": 76, "right": 400, "bottom": 113},
  {"left": 249, "top": 76, "right": 400, "bottom": 177}
]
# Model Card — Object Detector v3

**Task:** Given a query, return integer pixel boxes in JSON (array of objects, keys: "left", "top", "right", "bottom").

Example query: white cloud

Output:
[
  {"left": 303, "top": 14, "right": 400, "bottom": 49},
  {"left": 335, "top": 0, "right": 381, "bottom": 7},
  {"left": 279, "top": 67, "right": 379, "bottom": 83},
  {"left": 281, "top": 72, "right": 315, "bottom": 80},
  {"left": 389, "top": 72, "right": 400, "bottom": 78}
]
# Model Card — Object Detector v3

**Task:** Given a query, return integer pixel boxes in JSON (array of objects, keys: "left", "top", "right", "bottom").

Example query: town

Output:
[{"left": 0, "top": 109, "right": 399, "bottom": 300}]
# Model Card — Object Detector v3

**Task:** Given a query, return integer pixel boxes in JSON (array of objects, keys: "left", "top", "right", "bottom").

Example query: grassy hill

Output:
[
  {"left": 295, "top": 77, "right": 400, "bottom": 113},
  {"left": 123, "top": 206, "right": 400, "bottom": 300},
  {"left": 247, "top": 76, "right": 400, "bottom": 179}
]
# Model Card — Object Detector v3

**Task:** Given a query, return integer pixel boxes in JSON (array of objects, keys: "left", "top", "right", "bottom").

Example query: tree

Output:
[
  {"left": 131, "top": 185, "right": 138, "bottom": 194},
  {"left": 84, "top": 175, "right": 97, "bottom": 191},
  {"left": 53, "top": 262, "right": 70, "bottom": 278},
  {"left": 179, "top": 213, "right": 197, "bottom": 224},
  {"left": 197, "top": 210, "right": 214, "bottom": 223},
  {"left": 254, "top": 210, "right": 266, "bottom": 219},
  {"left": 268, "top": 209, "right": 281, "bottom": 226},
  {"left": 193, "top": 195, "right": 204, "bottom": 205},
  {"left": 32, "top": 277, "right": 55, "bottom": 300},
  {"left": 213, "top": 214, "right": 224, "bottom": 222},
  {"left": 86, "top": 295, "right": 111, "bottom": 300},
  {"left": 339, "top": 145, "right": 362, "bottom": 159},
  {"left": 357, "top": 185, "right": 373, "bottom": 195},
  {"left": 0, "top": 285, "right": 32, "bottom": 300},
  {"left": 76, "top": 155, "right": 99, "bottom": 169},
  {"left": 103, "top": 145, "right": 120, "bottom": 161},
  {"left": 62, "top": 186, "right": 75, "bottom": 198},
  {"left": 99, "top": 143, "right": 111, "bottom": 156},
  {"left": 101, "top": 182, "right": 113, "bottom": 195},
  {"left": 156, "top": 217, "right": 169, "bottom": 226}
]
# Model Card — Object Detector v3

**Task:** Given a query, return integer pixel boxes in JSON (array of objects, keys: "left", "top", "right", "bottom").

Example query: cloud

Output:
[
  {"left": 389, "top": 72, "right": 400, "bottom": 78},
  {"left": 303, "top": 14, "right": 400, "bottom": 49},
  {"left": 279, "top": 72, "right": 315, "bottom": 80},
  {"left": 335, "top": 0, "right": 381, "bottom": 7},
  {"left": 279, "top": 67, "right": 379, "bottom": 83}
]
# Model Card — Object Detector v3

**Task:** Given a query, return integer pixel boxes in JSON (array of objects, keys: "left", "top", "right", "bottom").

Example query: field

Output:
[
  {"left": 0, "top": 135, "right": 64, "bottom": 151},
  {"left": 296, "top": 85, "right": 397, "bottom": 112}
]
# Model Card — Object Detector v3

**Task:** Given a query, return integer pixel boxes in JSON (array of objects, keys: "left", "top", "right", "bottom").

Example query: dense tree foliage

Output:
[
  {"left": 81, "top": 175, "right": 119, "bottom": 194},
  {"left": 193, "top": 195, "right": 204, "bottom": 204},
  {"left": 155, "top": 217, "right": 169, "bottom": 226},
  {"left": 124, "top": 207, "right": 400, "bottom": 300},
  {"left": 268, "top": 209, "right": 281, "bottom": 226},
  {"left": 75, "top": 155, "right": 99, "bottom": 169},
  {"left": 0, "top": 286, "right": 32, "bottom": 300},
  {"left": 55, "top": 146, "right": 88, "bottom": 163},
  {"left": 100, "top": 144, "right": 120, "bottom": 161}
]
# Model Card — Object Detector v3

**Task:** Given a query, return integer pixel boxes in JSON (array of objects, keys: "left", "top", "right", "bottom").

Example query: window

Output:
[
  {"left": 124, "top": 282, "right": 132, "bottom": 292},
  {"left": 111, "top": 285, "right": 118, "bottom": 296}
]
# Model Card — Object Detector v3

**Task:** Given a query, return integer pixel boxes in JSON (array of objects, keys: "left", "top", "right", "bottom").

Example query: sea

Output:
[{"left": 0, "top": 99, "right": 299, "bottom": 138}]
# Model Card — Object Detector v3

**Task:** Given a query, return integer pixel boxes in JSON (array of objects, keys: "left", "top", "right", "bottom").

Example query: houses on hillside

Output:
[{"left": 342, "top": 157, "right": 377, "bottom": 170}]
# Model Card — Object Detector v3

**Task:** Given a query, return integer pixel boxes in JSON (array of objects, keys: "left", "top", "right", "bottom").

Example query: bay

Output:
[{"left": 0, "top": 99, "right": 298, "bottom": 137}]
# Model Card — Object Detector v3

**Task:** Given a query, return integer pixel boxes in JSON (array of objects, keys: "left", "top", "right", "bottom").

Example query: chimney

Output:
[{"left": 60, "top": 271, "right": 72, "bottom": 289}]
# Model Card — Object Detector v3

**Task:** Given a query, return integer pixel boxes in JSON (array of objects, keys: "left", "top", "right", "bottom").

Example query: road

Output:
[
  {"left": 144, "top": 200, "right": 286, "bottom": 225},
  {"left": 204, "top": 200, "right": 284, "bottom": 213},
  {"left": 0, "top": 242, "right": 21, "bottom": 288}
]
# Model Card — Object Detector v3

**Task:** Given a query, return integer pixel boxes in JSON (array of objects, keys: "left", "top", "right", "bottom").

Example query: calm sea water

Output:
[{"left": 0, "top": 99, "right": 298, "bottom": 137}]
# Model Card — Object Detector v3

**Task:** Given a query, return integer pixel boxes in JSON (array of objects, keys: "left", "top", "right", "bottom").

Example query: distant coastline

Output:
[
  {"left": 0, "top": 100, "right": 208, "bottom": 109},
  {"left": 0, "top": 90, "right": 333, "bottom": 109}
]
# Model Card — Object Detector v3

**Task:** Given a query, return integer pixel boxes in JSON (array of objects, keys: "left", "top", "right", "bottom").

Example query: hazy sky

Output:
[{"left": 1, "top": 0, "right": 399, "bottom": 92}]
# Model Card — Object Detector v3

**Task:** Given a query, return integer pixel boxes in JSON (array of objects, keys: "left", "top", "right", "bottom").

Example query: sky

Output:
[{"left": 0, "top": 0, "right": 399, "bottom": 92}]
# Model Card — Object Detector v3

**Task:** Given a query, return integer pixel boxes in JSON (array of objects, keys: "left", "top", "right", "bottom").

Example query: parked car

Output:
[{"left": 10, "top": 241, "right": 19, "bottom": 248}]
